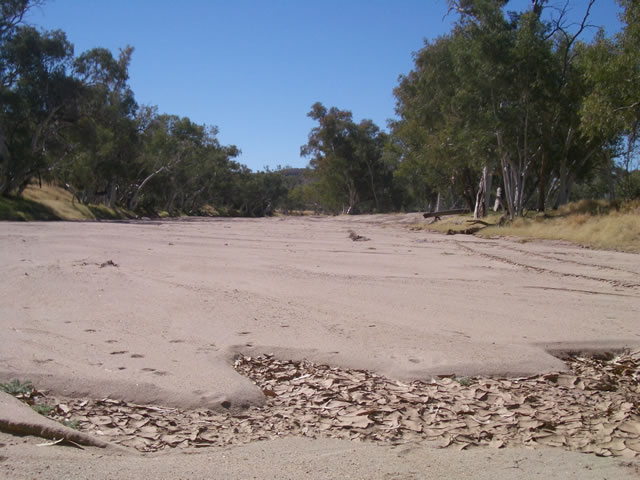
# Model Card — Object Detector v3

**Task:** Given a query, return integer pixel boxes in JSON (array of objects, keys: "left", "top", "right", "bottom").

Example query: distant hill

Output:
[{"left": 279, "top": 167, "right": 313, "bottom": 187}]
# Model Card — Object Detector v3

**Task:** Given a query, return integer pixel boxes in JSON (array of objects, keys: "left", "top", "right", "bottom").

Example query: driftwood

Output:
[
  {"left": 466, "top": 219, "right": 490, "bottom": 226},
  {"left": 423, "top": 208, "right": 470, "bottom": 219}
]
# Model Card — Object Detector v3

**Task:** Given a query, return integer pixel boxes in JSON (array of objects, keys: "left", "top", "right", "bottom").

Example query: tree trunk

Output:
[
  {"left": 497, "top": 130, "right": 515, "bottom": 220},
  {"left": 536, "top": 150, "right": 546, "bottom": 212},
  {"left": 555, "top": 160, "right": 569, "bottom": 208},
  {"left": 494, "top": 187, "right": 503, "bottom": 212},
  {"left": 129, "top": 166, "right": 167, "bottom": 210},
  {"left": 484, "top": 167, "right": 492, "bottom": 216},
  {"left": 0, "top": 125, "right": 10, "bottom": 196},
  {"left": 365, "top": 162, "right": 379, "bottom": 211},
  {"left": 606, "top": 151, "right": 615, "bottom": 201},
  {"left": 473, "top": 165, "right": 487, "bottom": 220}
]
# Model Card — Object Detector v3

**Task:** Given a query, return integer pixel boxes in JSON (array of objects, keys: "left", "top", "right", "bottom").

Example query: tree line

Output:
[
  {"left": 2, "top": 0, "right": 639, "bottom": 218},
  {"left": 299, "top": 0, "right": 640, "bottom": 217},
  {"left": 1, "top": 0, "right": 287, "bottom": 216}
]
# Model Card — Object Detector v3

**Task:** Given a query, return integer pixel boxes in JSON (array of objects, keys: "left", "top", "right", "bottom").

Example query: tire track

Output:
[
  {"left": 496, "top": 244, "right": 640, "bottom": 276},
  {"left": 454, "top": 241, "right": 640, "bottom": 289}
]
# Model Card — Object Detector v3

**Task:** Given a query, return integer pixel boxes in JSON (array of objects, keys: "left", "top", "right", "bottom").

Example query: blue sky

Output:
[{"left": 26, "top": 0, "right": 622, "bottom": 172}]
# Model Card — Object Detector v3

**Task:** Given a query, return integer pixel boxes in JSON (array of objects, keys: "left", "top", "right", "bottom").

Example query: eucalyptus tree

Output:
[
  {"left": 392, "top": 30, "right": 495, "bottom": 214},
  {"left": 394, "top": 0, "right": 600, "bottom": 218},
  {"left": 0, "top": 24, "right": 80, "bottom": 195},
  {"left": 61, "top": 46, "right": 140, "bottom": 206},
  {"left": 581, "top": 0, "right": 640, "bottom": 199},
  {"left": 301, "top": 102, "right": 391, "bottom": 214}
]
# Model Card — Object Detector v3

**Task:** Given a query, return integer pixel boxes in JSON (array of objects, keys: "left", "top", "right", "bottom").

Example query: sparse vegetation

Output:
[
  {"left": 31, "top": 403, "right": 54, "bottom": 416},
  {"left": 481, "top": 200, "right": 640, "bottom": 253},
  {"left": 0, "top": 379, "right": 34, "bottom": 395},
  {"left": 412, "top": 200, "right": 640, "bottom": 253},
  {"left": 456, "top": 376, "right": 472, "bottom": 386},
  {"left": 62, "top": 419, "right": 80, "bottom": 430}
]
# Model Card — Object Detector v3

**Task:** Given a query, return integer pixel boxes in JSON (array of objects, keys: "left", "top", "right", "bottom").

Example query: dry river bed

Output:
[{"left": 1, "top": 214, "right": 640, "bottom": 478}]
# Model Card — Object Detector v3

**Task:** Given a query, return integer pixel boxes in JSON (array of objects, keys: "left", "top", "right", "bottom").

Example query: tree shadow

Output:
[{"left": 0, "top": 195, "right": 61, "bottom": 221}]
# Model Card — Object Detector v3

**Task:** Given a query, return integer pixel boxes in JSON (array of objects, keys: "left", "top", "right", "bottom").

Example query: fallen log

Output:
[
  {"left": 466, "top": 219, "right": 491, "bottom": 226},
  {"left": 423, "top": 209, "right": 470, "bottom": 219}
]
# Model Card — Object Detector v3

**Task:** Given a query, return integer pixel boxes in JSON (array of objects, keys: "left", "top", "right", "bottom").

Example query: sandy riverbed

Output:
[{"left": 1, "top": 214, "right": 639, "bottom": 478}]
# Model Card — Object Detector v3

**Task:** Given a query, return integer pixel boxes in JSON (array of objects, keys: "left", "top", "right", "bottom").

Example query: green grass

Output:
[
  {"left": 31, "top": 404, "right": 54, "bottom": 416},
  {"left": 456, "top": 377, "right": 472, "bottom": 386},
  {"left": 0, "top": 379, "right": 34, "bottom": 395}
]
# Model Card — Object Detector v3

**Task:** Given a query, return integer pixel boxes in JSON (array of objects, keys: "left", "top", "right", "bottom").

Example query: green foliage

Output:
[
  {"left": 392, "top": 0, "right": 626, "bottom": 216},
  {"left": 31, "top": 403, "right": 53, "bottom": 415},
  {"left": 301, "top": 103, "right": 393, "bottom": 214},
  {"left": 0, "top": 22, "right": 80, "bottom": 196},
  {"left": 456, "top": 377, "right": 472, "bottom": 387},
  {"left": 0, "top": 1, "right": 290, "bottom": 218},
  {"left": 4, "top": 0, "right": 638, "bottom": 218},
  {"left": 0, "top": 378, "right": 34, "bottom": 395},
  {"left": 580, "top": 0, "right": 640, "bottom": 200}
]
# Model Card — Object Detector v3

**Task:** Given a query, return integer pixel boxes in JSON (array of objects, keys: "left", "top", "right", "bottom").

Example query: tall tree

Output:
[
  {"left": 301, "top": 102, "right": 390, "bottom": 214},
  {"left": 394, "top": 0, "right": 601, "bottom": 218},
  {"left": 581, "top": 0, "right": 640, "bottom": 199},
  {"left": 0, "top": 25, "right": 80, "bottom": 195}
]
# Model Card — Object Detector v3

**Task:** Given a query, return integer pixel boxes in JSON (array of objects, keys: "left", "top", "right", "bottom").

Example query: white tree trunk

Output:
[{"left": 130, "top": 165, "right": 168, "bottom": 209}]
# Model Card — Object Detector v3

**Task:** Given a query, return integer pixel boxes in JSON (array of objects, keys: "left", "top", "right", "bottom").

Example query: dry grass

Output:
[
  {"left": 22, "top": 184, "right": 93, "bottom": 220},
  {"left": 1, "top": 183, "right": 133, "bottom": 221},
  {"left": 481, "top": 208, "right": 640, "bottom": 253},
  {"left": 412, "top": 200, "right": 640, "bottom": 253},
  {"left": 410, "top": 212, "right": 501, "bottom": 234}
]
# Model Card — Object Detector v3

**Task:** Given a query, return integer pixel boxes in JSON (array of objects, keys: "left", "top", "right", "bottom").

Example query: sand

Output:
[{"left": 1, "top": 214, "right": 639, "bottom": 478}]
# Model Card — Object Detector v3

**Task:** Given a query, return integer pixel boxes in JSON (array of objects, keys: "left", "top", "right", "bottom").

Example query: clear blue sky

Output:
[{"left": 26, "top": 0, "right": 622, "bottom": 172}]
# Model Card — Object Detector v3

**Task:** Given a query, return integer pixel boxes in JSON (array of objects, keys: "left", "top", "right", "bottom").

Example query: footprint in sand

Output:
[
  {"left": 237, "top": 331, "right": 251, "bottom": 336},
  {"left": 110, "top": 351, "right": 128, "bottom": 355},
  {"left": 169, "top": 339, "right": 184, "bottom": 343},
  {"left": 130, "top": 354, "right": 144, "bottom": 358},
  {"left": 153, "top": 370, "right": 170, "bottom": 376},
  {"left": 105, "top": 339, "right": 118, "bottom": 344},
  {"left": 141, "top": 367, "right": 156, "bottom": 372},
  {"left": 84, "top": 329, "right": 96, "bottom": 333}
]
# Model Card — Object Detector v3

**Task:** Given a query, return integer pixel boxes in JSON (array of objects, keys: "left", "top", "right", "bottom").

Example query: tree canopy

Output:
[
  {"left": 2, "top": 0, "right": 638, "bottom": 218},
  {"left": 0, "top": 0, "right": 289, "bottom": 216}
]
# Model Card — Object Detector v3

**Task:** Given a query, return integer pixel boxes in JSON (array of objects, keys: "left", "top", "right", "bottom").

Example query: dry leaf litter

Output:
[{"left": 15, "top": 350, "right": 640, "bottom": 456}]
